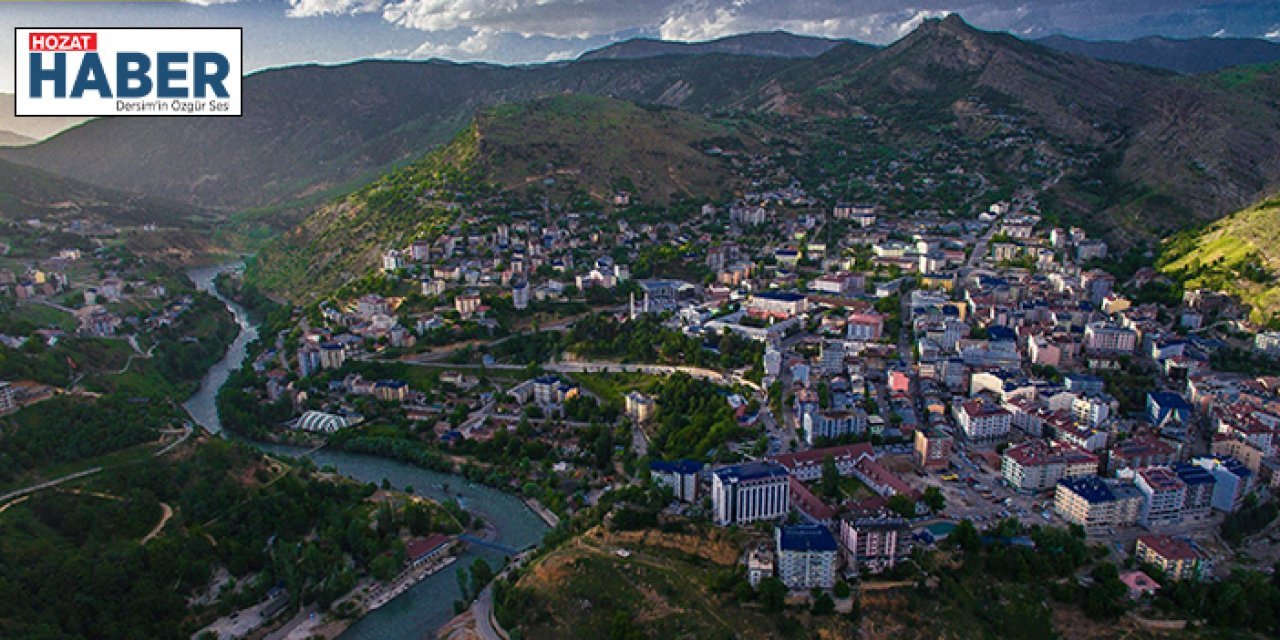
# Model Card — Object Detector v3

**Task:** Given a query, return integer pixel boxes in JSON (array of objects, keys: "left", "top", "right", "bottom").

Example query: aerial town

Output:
[
  {"left": 208, "top": 166, "right": 1280, "bottom": 635},
  {"left": 5, "top": 7, "right": 1280, "bottom": 640}
]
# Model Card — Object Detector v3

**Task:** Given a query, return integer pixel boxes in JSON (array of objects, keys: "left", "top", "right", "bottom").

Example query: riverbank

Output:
[{"left": 184, "top": 263, "right": 551, "bottom": 640}]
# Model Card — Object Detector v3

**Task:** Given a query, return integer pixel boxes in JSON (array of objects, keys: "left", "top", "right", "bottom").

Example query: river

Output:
[{"left": 185, "top": 264, "right": 549, "bottom": 639}]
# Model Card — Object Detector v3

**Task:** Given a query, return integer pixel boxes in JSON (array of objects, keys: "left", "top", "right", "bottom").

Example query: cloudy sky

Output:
[{"left": 3, "top": 0, "right": 1280, "bottom": 91}]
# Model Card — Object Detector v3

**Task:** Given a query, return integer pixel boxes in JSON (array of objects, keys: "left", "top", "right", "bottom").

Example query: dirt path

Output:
[{"left": 141, "top": 502, "right": 173, "bottom": 543}]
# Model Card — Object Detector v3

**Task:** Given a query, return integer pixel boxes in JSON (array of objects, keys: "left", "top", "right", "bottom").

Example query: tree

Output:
[
  {"left": 922, "top": 486, "right": 946, "bottom": 512},
  {"left": 811, "top": 590, "right": 835, "bottom": 615},
  {"left": 469, "top": 557, "right": 494, "bottom": 596},
  {"left": 833, "top": 580, "right": 852, "bottom": 598},
  {"left": 758, "top": 577, "right": 787, "bottom": 612},
  {"left": 370, "top": 554, "right": 399, "bottom": 582},
  {"left": 951, "top": 519, "right": 980, "bottom": 551},
  {"left": 887, "top": 494, "right": 916, "bottom": 519},
  {"left": 819, "top": 455, "right": 840, "bottom": 499}
]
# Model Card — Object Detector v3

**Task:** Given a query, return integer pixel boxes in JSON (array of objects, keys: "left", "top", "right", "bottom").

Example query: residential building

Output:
[
  {"left": 1193, "top": 456, "right": 1254, "bottom": 512},
  {"left": 839, "top": 513, "right": 906, "bottom": 574},
  {"left": 914, "top": 427, "right": 953, "bottom": 470},
  {"left": 1147, "top": 392, "right": 1193, "bottom": 432},
  {"left": 802, "top": 409, "right": 867, "bottom": 445},
  {"left": 1109, "top": 435, "right": 1178, "bottom": 475},
  {"left": 0, "top": 381, "right": 14, "bottom": 414},
  {"left": 775, "top": 525, "right": 838, "bottom": 590},
  {"left": 1135, "top": 535, "right": 1210, "bottom": 581},
  {"left": 1084, "top": 322, "right": 1136, "bottom": 354},
  {"left": 955, "top": 399, "right": 1012, "bottom": 443},
  {"left": 1169, "top": 462, "right": 1216, "bottom": 522},
  {"left": 712, "top": 462, "right": 790, "bottom": 526},
  {"left": 846, "top": 312, "right": 884, "bottom": 341},
  {"left": 1055, "top": 475, "right": 1142, "bottom": 533},
  {"left": 649, "top": 459, "right": 702, "bottom": 503},
  {"left": 1135, "top": 467, "right": 1187, "bottom": 528},
  {"left": 624, "top": 391, "right": 656, "bottom": 424},
  {"left": 1002, "top": 440, "right": 1099, "bottom": 493},
  {"left": 747, "top": 544, "right": 775, "bottom": 587}
]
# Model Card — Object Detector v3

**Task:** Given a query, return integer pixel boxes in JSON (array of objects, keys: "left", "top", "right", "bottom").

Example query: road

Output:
[
  {"left": 964, "top": 210, "right": 1004, "bottom": 270},
  {"left": 0, "top": 466, "right": 104, "bottom": 505},
  {"left": 472, "top": 584, "right": 505, "bottom": 640},
  {"left": 0, "top": 421, "right": 192, "bottom": 508}
]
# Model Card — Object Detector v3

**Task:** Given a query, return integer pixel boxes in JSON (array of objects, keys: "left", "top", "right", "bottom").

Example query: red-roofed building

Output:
[
  {"left": 955, "top": 399, "right": 1011, "bottom": 442},
  {"left": 1001, "top": 440, "right": 1099, "bottom": 493},
  {"left": 1108, "top": 434, "right": 1177, "bottom": 475},
  {"left": 789, "top": 476, "right": 836, "bottom": 526},
  {"left": 770, "top": 443, "right": 875, "bottom": 482},
  {"left": 406, "top": 534, "right": 453, "bottom": 568},
  {"left": 853, "top": 456, "right": 922, "bottom": 501},
  {"left": 1135, "top": 534, "right": 1211, "bottom": 580}
]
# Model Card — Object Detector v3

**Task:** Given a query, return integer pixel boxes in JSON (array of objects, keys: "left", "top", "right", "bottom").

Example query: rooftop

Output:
[
  {"left": 777, "top": 524, "right": 838, "bottom": 553},
  {"left": 1137, "top": 534, "right": 1202, "bottom": 561},
  {"left": 713, "top": 461, "right": 788, "bottom": 483}
]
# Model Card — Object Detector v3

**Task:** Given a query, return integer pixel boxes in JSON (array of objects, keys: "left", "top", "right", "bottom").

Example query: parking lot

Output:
[{"left": 917, "top": 445, "right": 1062, "bottom": 528}]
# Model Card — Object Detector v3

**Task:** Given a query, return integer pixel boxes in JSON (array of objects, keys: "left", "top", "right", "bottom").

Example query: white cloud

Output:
[
  {"left": 287, "top": 0, "right": 383, "bottom": 18},
  {"left": 1265, "top": 26, "right": 1280, "bottom": 40}
]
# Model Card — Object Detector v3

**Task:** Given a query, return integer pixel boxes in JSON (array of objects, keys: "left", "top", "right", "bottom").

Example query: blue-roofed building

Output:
[
  {"left": 775, "top": 524, "right": 838, "bottom": 589},
  {"left": 1054, "top": 475, "right": 1143, "bottom": 533},
  {"left": 1170, "top": 462, "right": 1217, "bottom": 521},
  {"left": 1147, "top": 392, "right": 1193, "bottom": 436},
  {"left": 711, "top": 461, "right": 790, "bottom": 526},
  {"left": 1193, "top": 456, "right": 1255, "bottom": 512},
  {"left": 649, "top": 459, "right": 704, "bottom": 503},
  {"left": 987, "top": 326, "right": 1017, "bottom": 343}
]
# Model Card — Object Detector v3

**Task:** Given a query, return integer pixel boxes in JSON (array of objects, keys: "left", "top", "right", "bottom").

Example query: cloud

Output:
[
  {"left": 182, "top": 0, "right": 240, "bottom": 5},
  {"left": 277, "top": 0, "right": 1280, "bottom": 60},
  {"left": 1265, "top": 25, "right": 1280, "bottom": 40},
  {"left": 287, "top": 0, "right": 383, "bottom": 18}
]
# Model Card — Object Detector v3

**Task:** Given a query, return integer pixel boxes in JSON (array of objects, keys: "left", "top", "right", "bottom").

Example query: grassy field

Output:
[
  {"left": 505, "top": 526, "right": 856, "bottom": 640},
  {"left": 564, "top": 371, "right": 664, "bottom": 406},
  {"left": 1160, "top": 197, "right": 1280, "bottom": 325},
  {"left": 6, "top": 302, "right": 77, "bottom": 332}
]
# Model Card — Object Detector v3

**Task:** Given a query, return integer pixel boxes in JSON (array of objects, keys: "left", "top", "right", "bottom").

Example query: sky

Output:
[{"left": 3, "top": 0, "right": 1280, "bottom": 92}]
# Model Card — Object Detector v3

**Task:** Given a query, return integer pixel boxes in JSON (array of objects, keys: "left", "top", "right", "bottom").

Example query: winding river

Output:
[{"left": 186, "top": 264, "right": 549, "bottom": 639}]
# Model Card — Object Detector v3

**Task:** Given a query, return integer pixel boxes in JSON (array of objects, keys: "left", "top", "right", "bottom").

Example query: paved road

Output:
[
  {"left": 473, "top": 584, "right": 504, "bottom": 640},
  {"left": 0, "top": 467, "right": 103, "bottom": 505},
  {"left": 0, "top": 421, "right": 192, "bottom": 507}
]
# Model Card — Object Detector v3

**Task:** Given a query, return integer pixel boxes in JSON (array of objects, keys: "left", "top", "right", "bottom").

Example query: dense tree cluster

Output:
[
  {"left": 568, "top": 314, "right": 763, "bottom": 375},
  {"left": 0, "top": 439, "right": 424, "bottom": 639},
  {"left": 0, "top": 395, "right": 177, "bottom": 483},
  {"left": 648, "top": 373, "right": 745, "bottom": 460}
]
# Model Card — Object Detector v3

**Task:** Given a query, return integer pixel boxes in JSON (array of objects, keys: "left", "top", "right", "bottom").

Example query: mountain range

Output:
[
  {"left": 0, "top": 93, "right": 89, "bottom": 143},
  {"left": 1036, "top": 34, "right": 1280, "bottom": 75},
  {"left": 578, "top": 31, "right": 857, "bottom": 61},
  {"left": 2, "top": 15, "right": 1280, "bottom": 293}
]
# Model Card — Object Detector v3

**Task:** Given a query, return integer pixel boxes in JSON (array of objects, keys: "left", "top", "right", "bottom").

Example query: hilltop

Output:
[
  {"left": 1159, "top": 196, "right": 1280, "bottom": 326},
  {"left": 0, "top": 157, "right": 207, "bottom": 228},
  {"left": 0, "top": 56, "right": 792, "bottom": 215},
  {"left": 579, "top": 31, "right": 863, "bottom": 61},
  {"left": 1, "top": 15, "right": 1278, "bottom": 246},
  {"left": 744, "top": 14, "right": 1280, "bottom": 240},
  {"left": 246, "top": 94, "right": 757, "bottom": 300}
]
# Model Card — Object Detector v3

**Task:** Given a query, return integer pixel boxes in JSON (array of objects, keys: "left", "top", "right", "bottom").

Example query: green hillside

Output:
[
  {"left": 1159, "top": 196, "right": 1280, "bottom": 325},
  {"left": 247, "top": 94, "right": 754, "bottom": 301}
]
